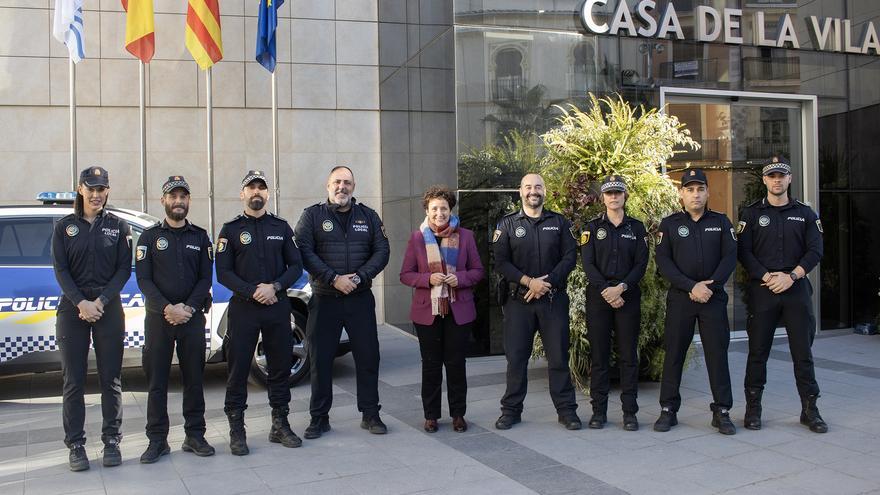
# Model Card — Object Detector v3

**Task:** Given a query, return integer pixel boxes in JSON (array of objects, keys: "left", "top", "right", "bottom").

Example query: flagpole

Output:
[
  {"left": 139, "top": 60, "right": 148, "bottom": 212},
  {"left": 207, "top": 67, "right": 216, "bottom": 239},
  {"left": 271, "top": 71, "right": 279, "bottom": 215},
  {"left": 68, "top": 58, "right": 77, "bottom": 190}
]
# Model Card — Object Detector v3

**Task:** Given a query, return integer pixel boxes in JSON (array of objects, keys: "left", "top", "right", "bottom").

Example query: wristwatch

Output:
[
  {"left": 619, "top": 283, "right": 628, "bottom": 292},
  {"left": 351, "top": 274, "right": 362, "bottom": 285},
  {"left": 789, "top": 272, "right": 799, "bottom": 281}
]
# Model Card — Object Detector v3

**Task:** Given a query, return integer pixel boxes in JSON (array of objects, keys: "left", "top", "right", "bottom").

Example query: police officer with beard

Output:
[
  {"left": 295, "top": 166, "right": 390, "bottom": 438},
  {"left": 738, "top": 158, "right": 826, "bottom": 433},
  {"left": 136, "top": 176, "right": 215, "bottom": 463},
  {"left": 492, "top": 173, "right": 581, "bottom": 431},
  {"left": 51, "top": 166, "right": 131, "bottom": 471},
  {"left": 216, "top": 170, "right": 303, "bottom": 455},
  {"left": 654, "top": 169, "right": 738, "bottom": 435},
  {"left": 580, "top": 176, "right": 648, "bottom": 431}
]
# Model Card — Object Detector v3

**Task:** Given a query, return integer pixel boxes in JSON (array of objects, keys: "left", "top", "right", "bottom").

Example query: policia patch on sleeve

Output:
[
  {"left": 816, "top": 219, "right": 824, "bottom": 233},
  {"left": 135, "top": 245, "right": 147, "bottom": 262},
  {"left": 579, "top": 231, "right": 590, "bottom": 246},
  {"left": 217, "top": 238, "right": 227, "bottom": 253},
  {"left": 656, "top": 231, "right": 663, "bottom": 245},
  {"left": 730, "top": 227, "right": 737, "bottom": 241},
  {"left": 380, "top": 224, "right": 388, "bottom": 239},
  {"left": 207, "top": 245, "right": 214, "bottom": 261},
  {"left": 569, "top": 225, "right": 578, "bottom": 241},
  {"left": 491, "top": 229, "right": 501, "bottom": 243},
  {"left": 736, "top": 220, "right": 746, "bottom": 235}
]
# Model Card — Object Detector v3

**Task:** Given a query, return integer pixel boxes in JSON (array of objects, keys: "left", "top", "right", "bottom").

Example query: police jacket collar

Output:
[
  {"left": 514, "top": 208, "right": 552, "bottom": 221},
  {"left": 598, "top": 212, "right": 632, "bottom": 227},
  {"left": 679, "top": 208, "right": 715, "bottom": 222},
  {"left": 75, "top": 207, "right": 106, "bottom": 220},
  {"left": 242, "top": 211, "right": 270, "bottom": 221},
  {"left": 756, "top": 197, "right": 798, "bottom": 210},
  {"left": 325, "top": 197, "right": 358, "bottom": 211},
  {"left": 159, "top": 219, "right": 195, "bottom": 231}
]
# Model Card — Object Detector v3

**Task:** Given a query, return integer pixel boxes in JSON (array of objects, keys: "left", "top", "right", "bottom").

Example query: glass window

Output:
[{"left": 0, "top": 217, "right": 55, "bottom": 265}]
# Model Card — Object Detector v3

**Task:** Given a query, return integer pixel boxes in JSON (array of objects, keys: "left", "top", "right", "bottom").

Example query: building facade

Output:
[{"left": 1, "top": 1, "right": 878, "bottom": 351}]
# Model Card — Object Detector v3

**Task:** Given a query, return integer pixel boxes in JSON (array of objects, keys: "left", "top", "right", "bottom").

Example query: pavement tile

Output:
[{"left": 181, "top": 467, "right": 268, "bottom": 495}]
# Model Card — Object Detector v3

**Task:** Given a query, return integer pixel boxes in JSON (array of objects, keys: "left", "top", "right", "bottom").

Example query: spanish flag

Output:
[
  {"left": 121, "top": 0, "right": 154, "bottom": 63},
  {"left": 186, "top": 0, "right": 223, "bottom": 70}
]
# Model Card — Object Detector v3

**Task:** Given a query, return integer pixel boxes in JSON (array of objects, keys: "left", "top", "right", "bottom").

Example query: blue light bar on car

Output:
[{"left": 36, "top": 192, "right": 77, "bottom": 204}]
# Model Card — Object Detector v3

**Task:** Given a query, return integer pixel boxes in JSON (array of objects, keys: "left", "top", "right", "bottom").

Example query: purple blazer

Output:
[{"left": 399, "top": 227, "right": 485, "bottom": 326}]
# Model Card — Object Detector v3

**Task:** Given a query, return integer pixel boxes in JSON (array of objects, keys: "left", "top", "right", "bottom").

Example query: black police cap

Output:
[
  {"left": 79, "top": 166, "right": 109, "bottom": 187},
  {"left": 162, "top": 175, "right": 191, "bottom": 194},
  {"left": 762, "top": 157, "right": 792, "bottom": 176},
  {"left": 241, "top": 170, "right": 269, "bottom": 189},
  {"left": 681, "top": 168, "right": 708, "bottom": 186},
  {"left": 600, "top": 175, "right": 627, "bottom": 193}
]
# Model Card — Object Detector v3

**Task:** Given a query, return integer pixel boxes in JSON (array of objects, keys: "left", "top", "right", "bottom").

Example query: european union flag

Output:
[{"left": 256, "top": 0, "right": 284, "bottom": 72}]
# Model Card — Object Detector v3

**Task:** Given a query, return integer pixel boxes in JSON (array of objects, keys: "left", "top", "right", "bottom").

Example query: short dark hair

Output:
[{"left": 422, "top": 185, "right": 456, "bottom": 210}]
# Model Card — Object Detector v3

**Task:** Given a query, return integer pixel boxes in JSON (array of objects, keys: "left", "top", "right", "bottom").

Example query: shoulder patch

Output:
[
  {"left": 736, "top": 220, "right": 746, "bottom": 235},
  {"left": 217, "top": 238, "right": 228, "bottom": 253},
  {"left": 569, "top": 225, "right": 578, "bottom": 241},
  {"left": 136, "top": 245, "right": 147, "bottom": 261},
  {"left": 207, "top": 244, "right": 214, "bottom": 261},
  {"left": 579, "top": 231, "right": 590, "bottom": 246},
  {"left": 815, "top": 219, "right": 823, "bottom": 233},
  {"left": 730, "top": 227, "right": 737, "bottom": 241},
  {"left": 491, "top": 229, "right": 501, "bottom": 243},
  {"left": 657, "top": 231, "right": 663, "bottom": 245}
]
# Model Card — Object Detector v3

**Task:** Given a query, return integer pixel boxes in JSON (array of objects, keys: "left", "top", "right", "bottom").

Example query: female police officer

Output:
[
  {"left": 52, "top": 166, "right": 131, "bottom": 471},
  {"left": 580, "top": 176, "right": 648, "bottom": 431}
]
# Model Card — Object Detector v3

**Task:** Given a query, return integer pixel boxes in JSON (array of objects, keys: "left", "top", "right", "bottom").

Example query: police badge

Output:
[
  {"left": 217, "top": 238, "right": 228, "bottom": 253},
  {"left": 136, "top": 245, "right": 147, "bottom": 262},
  {"left": 491, "top": 229, "right": 501, "bottom": 243},
  {"left": 579, "top": 231, "right": 590, "bottom": 246},
  {"left": 736, "top": 220, "right": 746, "bottom": 235}
]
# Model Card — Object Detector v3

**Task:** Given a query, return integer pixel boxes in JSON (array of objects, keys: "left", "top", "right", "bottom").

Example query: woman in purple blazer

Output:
[{"left": 400, "top": 186, "right": 485, "bottom": 433}]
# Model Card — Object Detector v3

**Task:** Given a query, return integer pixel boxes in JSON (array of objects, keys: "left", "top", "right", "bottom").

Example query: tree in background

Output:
[{"left": 537, "top": 93, "right": 700, "bottom": 389}]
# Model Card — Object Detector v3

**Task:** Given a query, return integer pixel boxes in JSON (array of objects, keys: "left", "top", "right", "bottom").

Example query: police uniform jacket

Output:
[
  {"left": 737, "top": 198, "right": 823, "bottom": 281},
  {"left": 215, "top": 212, "right": 303, "bottom": 302},
  {"left": 492, "top": 209, "right": 577, "bottom": 290},
  {"left": 51, "top": 210, "right": 132, "bottom": 306},
  {"left": 294, "top": 199, "right": 390, "bottom": 296},
  {"left": 655, "top": 209, "right": 737, "bottom": 294},
  {"left": 581, "top": 213, "right": 649, "bottom": 291},
  {"left": 135, "top": 220, "right": 213, "bottom": 314}
]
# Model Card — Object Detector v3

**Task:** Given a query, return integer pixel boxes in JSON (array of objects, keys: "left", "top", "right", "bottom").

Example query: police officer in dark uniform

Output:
[
  {"left": 136, "top": 176, "right": 215, "bottom": 463},
  {"left": 294, "top": 165, "right": 390, "bottom": 438},
  {"left": 738, "top": 158, "right": 827, "bottom": 433},
  {"left": 580, "top": 176, "right": 648, "bottom": 431},
  {"left": 51, "top": 166, "right": 131, "bottom": 471},
  {"left": 654, "top": 169, "right": 738, "bottom": 435},
  {"left": 492, "top": 173, "right": 581, "bottom": 431},
  {"left": 216, "top": 170, "right": 303, "bottom": 455}
]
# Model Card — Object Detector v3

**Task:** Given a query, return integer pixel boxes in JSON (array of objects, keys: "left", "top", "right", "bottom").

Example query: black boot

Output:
[
  {"left": 140, "top": 439, "right": 170, "bottom": 464},
  {"left": 102, "top": 437, "right": 122, "bottom": 467},
  {"left": 653, "top": 407, "right": 678, "bottom": 432},
  {"left": 269, "top": 407, "right": 303, "bottom": 448},
  {"left": 588, "top": 411, "right": 607, "bottom": 429},
  {"left": 712, "top": 408, "right": 737, "bottom": 435},
  {"left": 743, "top": 388, "right": 763, "bottom": 430},
  {"left": 304, "top": 416, "right": 331, "bottom": 439},
  {"left": 226, "top": 409, "right": 249, "bottom": 455},
  {"left": 68, "top": 442, "right": 89, "bottom": 472},
  {"left": 800, "top": 395, "right": 828, "bottom": 433}
]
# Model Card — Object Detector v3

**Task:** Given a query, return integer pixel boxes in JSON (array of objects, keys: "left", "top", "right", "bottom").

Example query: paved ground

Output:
[{"left": 1, "top": 325, "right": 879, "bottom": 495}]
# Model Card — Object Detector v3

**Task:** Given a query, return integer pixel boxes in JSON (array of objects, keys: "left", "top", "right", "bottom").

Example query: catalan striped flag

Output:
[
  {"left": 256, "top": 0, "right": 284, "bottom": 72},
  {"left": 121, "top": 0, "right": 154, "bottom": 63},
  {"left": 53, "top": 0, "right": 85, "bottom": 63},
  {"left": 186, "top": 0, "right": 223, "bottom": 70}
]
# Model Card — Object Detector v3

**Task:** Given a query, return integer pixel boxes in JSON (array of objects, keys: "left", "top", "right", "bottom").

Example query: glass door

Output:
[{"left": 662, "top": 89, "right": 818, "bottom": 335}]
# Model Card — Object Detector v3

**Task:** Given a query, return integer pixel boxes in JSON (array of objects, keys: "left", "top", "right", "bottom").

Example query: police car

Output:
[{"left": 0, "top": 193, "right": 348, "bottom": 386}]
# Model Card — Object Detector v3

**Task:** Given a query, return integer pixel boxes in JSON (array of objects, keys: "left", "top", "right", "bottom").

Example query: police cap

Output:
[
  {"left": 241, "top": 170, "right": 269, "bottom": 189},
  {"left": 600, "top": 175, "right": 627, "bottom": 193},
  {"left": 162, "top": 175, "right": 191, "bottom": 194},
  {"left": 681, "top": 168, "right": 708, "bottom": 187},
  {"left": 79, "top": 166, "right": 110, "bottom": 187},
  {"left": 762, "top": 157, "right": 792, "bottom": 176}
]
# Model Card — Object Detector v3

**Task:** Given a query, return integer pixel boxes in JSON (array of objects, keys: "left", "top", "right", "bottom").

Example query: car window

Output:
[{"left": 0, "top": 217, "right": 55, "bottom": 265}]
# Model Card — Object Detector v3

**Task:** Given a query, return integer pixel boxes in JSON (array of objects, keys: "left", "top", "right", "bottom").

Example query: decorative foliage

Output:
[{"left": 536, "top": 93, "right": 700, "bottom": 389}]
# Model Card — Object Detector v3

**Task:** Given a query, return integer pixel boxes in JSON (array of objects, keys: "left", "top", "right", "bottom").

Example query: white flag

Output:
[{"left": 53, "top": 0, "right": 85, "bottom": 63}]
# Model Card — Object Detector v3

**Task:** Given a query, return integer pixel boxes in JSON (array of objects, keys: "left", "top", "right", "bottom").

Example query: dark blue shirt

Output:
[
  {"left": 492, "top": 209, "right": 577, "bottom": 290},
  {"left": 655, "top": 209, "right": 737, "bottom": 295},
  {"left": 737, "top": 197, "right": 823, "bottom": 280},
  {"left": 580, "top": 213, "right": 649, "bottom": 291}
]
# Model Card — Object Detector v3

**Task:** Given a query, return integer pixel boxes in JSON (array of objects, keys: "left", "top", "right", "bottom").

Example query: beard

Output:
[
  {"left": 248, "top": 196, "right": 265, "bottom": 211},
  {"left": 525, "top": 193, "right": 544, "bottom": 207},
  {"left": 165, "top": 203, "right": 188, "bottom": 221}
]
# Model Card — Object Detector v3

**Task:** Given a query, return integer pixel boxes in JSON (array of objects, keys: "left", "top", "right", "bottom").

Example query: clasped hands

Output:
[
  {"left": 164, "top": 303, "right": 193, "bottom": 325},
  {"left": 76, "top": 299, "right": 104, "bottom": 323},
  {"left": 429, "top": 272, "right": 459, "bottom": 288},
  {"left": 519, "top": 275, "right": 551, "bottom": 302},
  {"left": 601, "top": 285, "right": 626, "bottom": 309},
  {"left": 762, "top": 271, "right": 796, "bottom": 294},
  {"left": 689, "top": 280, "right": 715, "bottom": 304}
]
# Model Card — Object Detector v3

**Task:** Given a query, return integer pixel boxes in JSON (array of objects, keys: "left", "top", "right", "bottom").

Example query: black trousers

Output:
[
  {"left": 143, "top": 310, "right": 207, "bottom": 441},
  {"left": 413, "top": 317, "right": 471, "bottom": 419},
  {"left": 744, "top": 278, "right": 820, "bottom": 398},
  {"left": 659, "top": 290, "right": 733, "bottom": 412},
  {"left": 586, "top": 286, "right": 641, "bottom": 414},
  {"left": 56, "top": 296, "right": 124, "bottom": 447},
  {"left": 224, "top": 296, "right": 292, "bottom": 412},
  {"left": 308, "top": 290, "right": 380, "bottom": 418},
  {"left": 500, "top": 291, "right": 577, "bottom": 416}
]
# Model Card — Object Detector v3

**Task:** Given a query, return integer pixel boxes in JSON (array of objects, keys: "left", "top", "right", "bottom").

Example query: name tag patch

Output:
[
  {"left": 704, "top": 227, "right": 721, "bottom": 232},
  {"left": 186, "top": 244, "right": 200, "bottom": 251},
  {"left": 102, "top": 227, "right": 120, "bottom": 238},
  {"left": 786, "top": 216, "right": 805, "bottom": 222},
  {"left": 267, "top": 235, "right": 283, "bottom": 241},
  {"left": 352, "top": 224, "right": 369, "bottom": 233}
]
